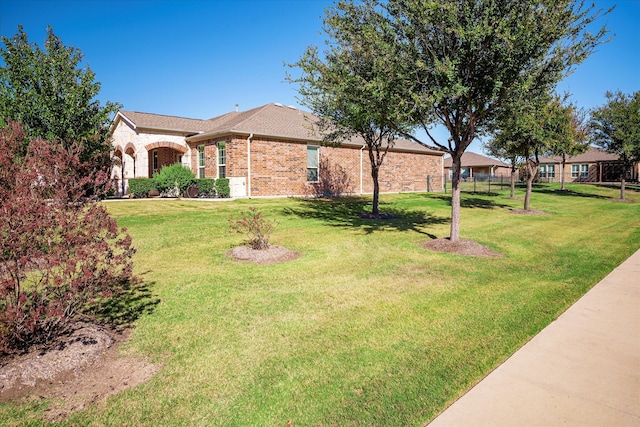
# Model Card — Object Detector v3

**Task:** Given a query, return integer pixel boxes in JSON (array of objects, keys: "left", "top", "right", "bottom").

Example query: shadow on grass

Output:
[
  {"left": 533, "top": 187, "right": 608, "bottom": 200},
  {"left": 428, "top": 194, "right": 512, "bottom": 209},
  {"left": 95, "top": 276, "right": 160, "bottom": 326},
  {"left": 283, "top": 196, "right": 448, "bottom": 235}
]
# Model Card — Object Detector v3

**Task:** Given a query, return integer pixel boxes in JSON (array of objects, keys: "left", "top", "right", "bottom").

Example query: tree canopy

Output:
[
  {"left": 0, "top": 25, "right": 120, "bottom": 164},
  {"left": 294, "top": 0, "right": 611, "bottom": 241},
  {"left": 590, "top": 90, "right": 640, "bottom": 199},
  {"left": 290, "top": 1, "right": 409, "bottom": 216}
]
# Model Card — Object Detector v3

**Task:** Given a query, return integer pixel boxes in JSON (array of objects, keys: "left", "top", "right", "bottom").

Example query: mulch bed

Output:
[
  {"left": 421, "top": 238, "right": 504, "bottom": 258},
  {"left": 228, "top": 245, "right": 301, "bottom": 265}
]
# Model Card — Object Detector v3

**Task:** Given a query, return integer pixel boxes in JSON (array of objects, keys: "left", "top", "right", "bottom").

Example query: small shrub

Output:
[
  {"left": 216, "top": 178, "right": 230, "bottom": 198},
  {"left": 195, "top": 178, "right": 217, "bottom": 197},
  {"left": 229, "top": 207, "right": 278, "bottom": 250},
  {"left": 153, "top": 163, "right": 195, "bottom": 197},
  {"left": 128, "top": 178, "right": 156, "bottom": 198}
]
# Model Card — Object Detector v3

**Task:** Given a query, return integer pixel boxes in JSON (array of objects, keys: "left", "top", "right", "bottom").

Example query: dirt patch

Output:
[
  {"left": 0, "top": 322, "right": 159, "bottom": 422},
  {"left": 609, "top": 197, "right": 636, "bottom": 203},
  {"left": 228, "top": 245, "right": 301, "bottom": 265},
  {"left": 511, "top": 208, "right": 548, "bottom": 215},
  {"left": 421, "top": 238, "right": 504, "bottom": 258}
]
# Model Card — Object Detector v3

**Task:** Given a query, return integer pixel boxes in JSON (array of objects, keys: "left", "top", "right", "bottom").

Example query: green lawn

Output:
[{"left": 3, "top": 183, "right": 639, "bottom": 426}]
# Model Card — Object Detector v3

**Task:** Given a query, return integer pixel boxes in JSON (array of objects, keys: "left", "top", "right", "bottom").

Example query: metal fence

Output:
[{"left": 441, "top": 173, "right": 515, "bottom": 194}]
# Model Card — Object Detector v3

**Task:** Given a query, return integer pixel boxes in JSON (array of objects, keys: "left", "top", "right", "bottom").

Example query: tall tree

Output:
[
  {"left": 0, "top": 25, "right": 120, "bottom": 166},
  {"left": 482, "top": 139, "right": 522, "bottom": 199},
  {"left": 492, "top": 93, "right": 551, "bottom": 211},
  {"left": 547, "top": 99, "right": 589, "bottom": 190},
  {"left": 309, "top": 0, "right": 611, "bottom": 241},
  {"left": 290, "top": 1, "right": 409, "bottom": 217},
  {"left": 590, "top": 90, "right": 640, "bottom": 200}
]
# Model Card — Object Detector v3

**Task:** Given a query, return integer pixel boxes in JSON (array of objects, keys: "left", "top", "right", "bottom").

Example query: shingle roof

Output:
[
  {"left": 538, "top": 146, "right": 621, "bottom": 163},
  {"left": 116, "top": 111, "right": 208, "bottom": 134},
  {"left": 443, "top": 152, "right": 509, "bottom": 168},
  {"left": 115, "top": 103, "right": 444, "bottom": 155}
]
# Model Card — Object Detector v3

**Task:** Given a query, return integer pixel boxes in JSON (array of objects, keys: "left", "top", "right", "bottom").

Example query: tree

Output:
[
  {"left": 491, "top": 94, "right": 581, "bottom": 211},
  {"left": 289, "top": 1, "right": 409, "bottom": 217},
  {"left": 590, "top": 90, "right": 640, "bottom": 200},
  {"left": 482, "top": 139, "right": 522, "bottom": 199},
  {"left": 547, "top": 100, "right": 589, "bottom": 190},
  {"left": 0, "top": 121, "right": 138, "bottom": 354},
  {"left": 0, "top": 26, "right": 120, "bottom": 167},
  {"left": 311, "top": 0, "right": 611, "bottom": 241}
]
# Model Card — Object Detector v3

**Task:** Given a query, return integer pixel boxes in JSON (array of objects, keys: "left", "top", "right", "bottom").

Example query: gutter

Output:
[
  {"left": 247, "top": 133, "right": 254, "bottom": 197},
  {"left": 360, "top": 145, "right": 365, "bottom": 194}
]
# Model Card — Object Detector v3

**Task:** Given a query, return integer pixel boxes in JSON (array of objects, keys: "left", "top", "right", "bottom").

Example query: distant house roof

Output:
[
  {"left": 443, "top": 152, "right": 509, "bottom": 168},
  {"left": 538, "top": 146, "right": 621, "bottom": 164},
  {"left": 114, "top": 103, "right": 444, "bottom": 155}
]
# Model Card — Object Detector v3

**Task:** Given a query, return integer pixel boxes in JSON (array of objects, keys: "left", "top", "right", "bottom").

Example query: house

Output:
[
  {"left": 443, "top": 152, "right": 511, "bottom": 180},
  {"left": 110, "top": 103, "right": 445, "bottom": 197},
  {"left": 537, "top": 146, "right": 638, "bottom": 183}
]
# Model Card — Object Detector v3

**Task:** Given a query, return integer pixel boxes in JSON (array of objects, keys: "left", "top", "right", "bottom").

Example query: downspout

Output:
[
  {"left": 247, "top": 133, "right": 254, "bottom": 197},
  {"left": 360, "top": 144, "right": 365, "bottom": 194}
]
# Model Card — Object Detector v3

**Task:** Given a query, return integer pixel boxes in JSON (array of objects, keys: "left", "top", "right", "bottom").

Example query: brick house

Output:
[
  {"left": 537, "top": 146, "right": 639, "bottom": 183},
  {"left": 443, "top": 152, "right": 511, "bottom": 180},
  {"left": 110, "top": 103, "right": 445, "bottom": 197}
]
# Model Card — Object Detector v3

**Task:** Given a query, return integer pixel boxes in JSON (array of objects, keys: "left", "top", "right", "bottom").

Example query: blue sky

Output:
[{"left": 1, "top": 0, "right": 638, "bottom": 154}]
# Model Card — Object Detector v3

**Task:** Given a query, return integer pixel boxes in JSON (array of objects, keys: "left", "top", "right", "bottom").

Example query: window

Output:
[
  {"left": 198, "top": 145, "right": 205, "bottom": 178},
  {"left": 580, "top": 164, "right": 588, "bottom": 179},
  {"left": 571, "top": 164, "right": 589, "bottom": 179},
  {"left": 152, "top": 150, "right": 158, "bottom": 173},
  {"left": 540, "top": 165, "right": 547, "bottom": 178},
  {"left": 548, "top": 164, "right": 555, "bottom": 178},
  {"left": 217, "top": 142, "right": 226, "bottom": 178},
  {"left": 307, "top": 145, "right": 319, "bottom": 182}
]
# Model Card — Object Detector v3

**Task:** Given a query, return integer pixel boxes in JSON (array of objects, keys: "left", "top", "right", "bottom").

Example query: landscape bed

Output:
[{"left": 1, "top": 183, "right": 639, "bottom": 426}]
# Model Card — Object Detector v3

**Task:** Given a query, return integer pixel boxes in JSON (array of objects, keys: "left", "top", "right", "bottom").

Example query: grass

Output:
[{"left": 2, "top": 183, "right": 639, "bottom": 426}]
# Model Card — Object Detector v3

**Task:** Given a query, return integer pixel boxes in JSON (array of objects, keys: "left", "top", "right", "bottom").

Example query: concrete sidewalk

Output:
[{"left": 428, "top": 249, "right": 640, "bottom": 426}]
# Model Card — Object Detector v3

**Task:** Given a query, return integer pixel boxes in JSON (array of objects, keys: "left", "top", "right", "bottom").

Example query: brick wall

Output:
[{"left": 188, "top": 136, "right": 443, "bottom": 196}]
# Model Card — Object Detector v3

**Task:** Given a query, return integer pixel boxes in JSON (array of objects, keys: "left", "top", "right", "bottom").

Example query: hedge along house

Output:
[{"left": 110, "top": 103, "right": 445, "bottom": 198}]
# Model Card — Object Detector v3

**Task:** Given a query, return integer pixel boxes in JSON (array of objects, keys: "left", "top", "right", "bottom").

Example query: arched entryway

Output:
[
  {"left": 145, "top": 142, "right": 188, "bottom": 176},
  {"left": 112, "top": 144, "right": 138, "bottom": 196}
]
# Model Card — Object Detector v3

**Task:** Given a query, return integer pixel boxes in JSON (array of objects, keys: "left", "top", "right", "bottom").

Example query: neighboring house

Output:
[
  {"left": 443, "top": 152, "right": 511, "bottom": 180},
  {"left": 537, "top": 146, "right": 638, "bottom": 183},
  {"left": 110, "top": 103, "right": 445, "bottom": 197}
]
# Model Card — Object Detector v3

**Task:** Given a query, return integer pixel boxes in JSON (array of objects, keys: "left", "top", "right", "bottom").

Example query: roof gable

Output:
[
  {"left": 114, "top": 103, "right": 445, "bottom": 155},
  {"left": 538, "top": 147, "right": 621, "bottom": 164},
  {"left": 443, "top": 152, "right": 509, "bottom": 168}
]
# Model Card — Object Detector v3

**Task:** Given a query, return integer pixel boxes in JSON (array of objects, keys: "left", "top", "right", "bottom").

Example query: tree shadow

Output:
[
  {"left": 533, "top": 187, "right": 608, "bottom": 199},
  {"left": 282, "top": 196, "right": 448, "bottom": 235},
  {"left": 428, "top": 194, "right": 512, "bottom": 209},
  {"left": 95, "top": 276, "right": 160, "bottom": 327}
]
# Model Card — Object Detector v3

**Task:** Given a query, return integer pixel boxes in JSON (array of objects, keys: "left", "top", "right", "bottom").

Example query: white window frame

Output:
[
  {"left": 307, "top": 145, "right": 319, "bottom": 182},
  {"left": 547, "top": 164, "right": 555, "bottom": 178},
  {"left": 571, "top": 164, "right": 579, "bottom": 178},
  {"left": 198, "top": 145, "right": 205, "bottom": 178},
  {"left": 540, "top": 164, "right": 547, "bottom": 178},
  {"left": 217, "top": 143, "right": 226, "bottom": 178},
  {"left": 580, "top": 164, "right": 589, "bottom": 179}
]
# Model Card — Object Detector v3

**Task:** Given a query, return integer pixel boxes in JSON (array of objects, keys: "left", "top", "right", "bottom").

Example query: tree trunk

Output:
[
  {"left": 371, "top": 166, "right": 380, "bottom": 216},
  {"left": 524, "top": 159, "right": 537, "bottom": 211},
  {"left": 620, "top": 177, "right": 626, "bottom": 200},
  {"left": 510, "top": 164, "right": 516, "bottom": 198},
  {"left": 450, "top": 154, "right": 462, "bottom": 242},
  {"left": 560, "top": 153, "right": 566, "bottom": 191}
]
